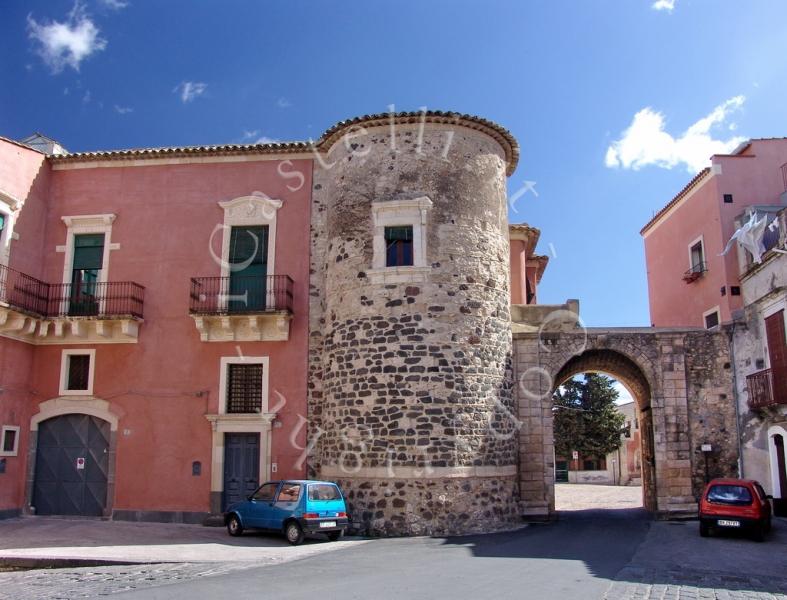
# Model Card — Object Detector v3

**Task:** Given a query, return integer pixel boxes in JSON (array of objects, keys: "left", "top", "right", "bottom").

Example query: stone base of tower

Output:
[{"left": 332, "top": 474, "right": 521, "bottom": 537}]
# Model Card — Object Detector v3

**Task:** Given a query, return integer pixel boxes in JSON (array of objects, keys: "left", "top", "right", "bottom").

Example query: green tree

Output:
[{"left": 553, "top": 373, "right": 626, "bottom": 458}]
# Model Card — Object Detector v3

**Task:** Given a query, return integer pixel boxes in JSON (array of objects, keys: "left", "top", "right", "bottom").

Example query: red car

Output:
[{"left": 699, "top": 478, "right": 773, "bottom": 541}]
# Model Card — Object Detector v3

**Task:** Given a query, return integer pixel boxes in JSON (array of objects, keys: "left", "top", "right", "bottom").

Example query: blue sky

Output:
[{"left": 2, "top": 0, "right": 786, "bottom": 328}]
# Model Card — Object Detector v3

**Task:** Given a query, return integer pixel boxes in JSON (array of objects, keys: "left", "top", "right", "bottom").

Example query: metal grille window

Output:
[
  {"left": 385, "top": 226, "right": 414, "bottom": 267},
  {"left": 67, "top": 355, "right": 91, "bottom": 391},
  {"left": 226, "top": 363, "right": 264, "bottom": 413}
]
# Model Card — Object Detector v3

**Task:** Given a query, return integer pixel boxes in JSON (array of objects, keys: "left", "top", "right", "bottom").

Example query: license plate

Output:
[
  {"left": 717, "top": 519, "right": 740, "bottom": 527},
  {"left": 319, "top": 521, "right": 337, "bottom": 528}
]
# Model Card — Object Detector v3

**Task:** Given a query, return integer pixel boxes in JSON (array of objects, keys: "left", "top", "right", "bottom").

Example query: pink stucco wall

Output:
[
  {"left": 644, "top": 140, "right": 787, "bottom": 328},
  {"left": 0, "top": 139, "right": 50, "bottom": 512},
  {"left": 1, "top": 151, "right": 313, "bottom": 515}
]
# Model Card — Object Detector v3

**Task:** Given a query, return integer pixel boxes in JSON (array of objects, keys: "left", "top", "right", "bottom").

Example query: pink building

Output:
[
  {"left": 0, "top": 115, "right": 543, "bottom": 523},
  {"left": 0, "top": 133, "right": 312, "bottom": 521},
  {"left": 641, "top": 139, "right": 787, "bottom": 328}
]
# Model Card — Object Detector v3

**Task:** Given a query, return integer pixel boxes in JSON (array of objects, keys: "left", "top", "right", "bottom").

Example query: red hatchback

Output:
[{"left": 699, "top": 478, "right": 773, "bottom": 541}]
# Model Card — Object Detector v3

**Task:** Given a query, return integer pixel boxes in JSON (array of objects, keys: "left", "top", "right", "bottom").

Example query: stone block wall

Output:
[{"left": 308, "top": 116, "right": 521, "bottom": 535}]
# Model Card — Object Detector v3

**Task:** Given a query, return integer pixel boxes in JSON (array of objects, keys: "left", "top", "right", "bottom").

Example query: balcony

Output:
[
  {"left": 189, "top": 274, "right": 293, "bottom": 342},
  {"left": 0, "top": 264, "right": 144, "bottom": 344},
  {"left": 682, "top": 261, "right": 707, "bottom": 283},
  {"left": 747, "top": 368, "right": 786, "bottom": 409}
]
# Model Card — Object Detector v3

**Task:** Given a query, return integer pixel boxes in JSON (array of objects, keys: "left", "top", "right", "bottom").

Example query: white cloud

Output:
[
  {"left": 99, "top": 0, "right": 129, "bottom": 9},
  {"left": 652, "top": 0, "right": 676, "bottom": 11},
  {"left": 27, "top": 1, "right": 107, "bottom": 73},
  {"left": 114, "top": 104, "right": 133, "bottom": 114},
  {"left": 256, "top": 136, "right": 279, "bottom": 144},
  {"left": 174, "top": 81, "right": 207, "bottom": 103},
  {"left": 605, "top": 96, "right": 746, "bottom": 173},
  {"left": 276, "top": 97, "right": 292, "bottom": 109},
  {"left": 241, "top": 129, "right": 259, "bottom": 140},
  {"left": 82, "top": 89, "right": 91, "bottom": 104}
]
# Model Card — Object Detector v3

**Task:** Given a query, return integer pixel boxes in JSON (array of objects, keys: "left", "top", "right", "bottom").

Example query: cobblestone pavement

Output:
[
  {"left": 603, "top": 517, "right": 787, "bottom": 600},
  {"left": 556, "top": 483, "right": 644, "bottom": 511},
  {"left": 0, "top": 561, "right": 256, "bottom": 599}
]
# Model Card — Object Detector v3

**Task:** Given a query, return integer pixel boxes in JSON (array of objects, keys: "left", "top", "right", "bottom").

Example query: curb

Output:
[{"left": 0, "top": 556, "right": 157, "bottom": 570}]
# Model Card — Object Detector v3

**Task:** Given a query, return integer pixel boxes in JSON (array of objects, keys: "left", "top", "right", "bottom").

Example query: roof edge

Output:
[
  {"left": 46, "top": 110, "right": 520, "bottom": 175},
  {"left": 640, "top": 167, "right": 712, "bottom": 236}
]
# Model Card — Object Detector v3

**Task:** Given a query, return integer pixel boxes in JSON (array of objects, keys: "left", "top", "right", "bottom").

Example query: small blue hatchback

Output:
[{"left": 224, "top": 480, "right": 349, "bottom": 545}]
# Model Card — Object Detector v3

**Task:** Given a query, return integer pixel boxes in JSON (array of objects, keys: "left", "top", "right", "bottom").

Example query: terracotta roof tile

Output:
[{"left": 46, "top": 110, "right": 520, "bottom": 175}]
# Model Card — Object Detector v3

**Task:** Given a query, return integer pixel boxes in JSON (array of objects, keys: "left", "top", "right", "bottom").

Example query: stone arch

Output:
[
  {"left": 548, "top": 347, "right": 658, "bottom": 512},
  {"left": 553, "top": 349, "right": 652, "bottom": 410}
]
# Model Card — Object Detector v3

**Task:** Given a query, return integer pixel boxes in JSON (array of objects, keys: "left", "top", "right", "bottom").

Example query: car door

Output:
[
  {"left": 268, "top": 482, "right": 303, "bottom": 530},
  {"left": 244, "top": 482, "right": 279, "bottom": 528}
]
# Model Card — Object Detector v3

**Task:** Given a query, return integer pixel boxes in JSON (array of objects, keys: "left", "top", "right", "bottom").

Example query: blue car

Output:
[{"left": 224, "top": 480, "right": 349, "bottom": 545}]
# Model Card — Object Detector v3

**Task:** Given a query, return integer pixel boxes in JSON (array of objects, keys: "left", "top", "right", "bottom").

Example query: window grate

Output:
[
  {"left": 67, "top": 355, "right": 91, "bottom": 391},
  {"left": 226, "top": 364, "right": 264, "bottom": 413}
]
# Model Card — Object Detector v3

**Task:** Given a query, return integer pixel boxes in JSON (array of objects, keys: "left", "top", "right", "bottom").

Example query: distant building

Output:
[
  {"left": 641, "top": 139, "right": 787, "bottom": 328},
  {"left": 555, "top": 401, "right": 641, "bottom": 486}
]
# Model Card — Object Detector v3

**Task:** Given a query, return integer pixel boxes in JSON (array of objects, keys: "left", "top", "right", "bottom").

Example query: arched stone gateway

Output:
[
  {"left": 552, "top": 348, "right": 658, "bottom": 511},
  {"left": 513, "top": 322, "right": 740, "bottom": 519}
]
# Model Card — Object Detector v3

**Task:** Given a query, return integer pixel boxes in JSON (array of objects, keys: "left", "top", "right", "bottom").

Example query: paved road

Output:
[
  {"left": 556, "top": 483, "right": 643, "bottom": 511},
  {"left": 2, "top": 511, "right": 786, "bottom": 599}
]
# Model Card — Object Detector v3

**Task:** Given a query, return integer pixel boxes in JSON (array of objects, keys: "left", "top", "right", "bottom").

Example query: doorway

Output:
[
  {"left": 222, "top": 432, "right": 261, "bottom": 510},
  {"left": 32, "top": 414, "right": 110, "bottom": 516}
]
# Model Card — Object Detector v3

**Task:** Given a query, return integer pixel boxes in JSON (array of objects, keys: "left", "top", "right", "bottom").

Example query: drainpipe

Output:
[{"left": 727, "top": 321, "right": 745, "bottom": 478}]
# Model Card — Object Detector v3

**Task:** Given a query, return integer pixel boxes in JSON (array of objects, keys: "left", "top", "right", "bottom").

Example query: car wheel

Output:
[
  {"left": 227, "top": 515, "right": 244, "bottom": 537},
  {"left": 327, "top": 530, "right": 344, "bottom": 542},
  {"left": 285, "top": 521, "right": 305, "bottom": 546},
  {"left": 699, "top": 522, "right": 710, "bottom": 537}
]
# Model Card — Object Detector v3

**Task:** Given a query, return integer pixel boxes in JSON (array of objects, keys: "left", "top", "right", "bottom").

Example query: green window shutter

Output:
[
  {"left": 229, "top": 226, "right": 268, "bottom": 266},
  {"left": 72, "top": 234, "right": 105, "bottom": 270},
  {"left": 384, "top": 226, "right": 413, "bottom": 242}
]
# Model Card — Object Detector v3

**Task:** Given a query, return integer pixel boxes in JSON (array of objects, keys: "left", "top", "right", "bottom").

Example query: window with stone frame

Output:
[
  {"left": 385, "top": 226, "right": 414, "bottom": 267},
  {"left": 226, "top": 363, "right": 264, "bottom": 413},
  {"left": 66, "top": 354, "right": 91, "bottom": 391}
]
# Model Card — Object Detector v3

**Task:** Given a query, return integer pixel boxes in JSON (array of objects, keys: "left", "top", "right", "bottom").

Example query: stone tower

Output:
[{"left": 308, "top": 111, "right": 520, "bottom": 535}]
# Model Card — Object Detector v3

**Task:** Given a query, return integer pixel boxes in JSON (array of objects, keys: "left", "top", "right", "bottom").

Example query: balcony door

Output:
[
  {"left": 69, "top": 234, "right": 105, "bottom": 316},
  {"left": 228, "top": 226, "right": 268, "bottom": 313},
  {"left": 766, "top": 310, "right": 787, "bottom": 403}
]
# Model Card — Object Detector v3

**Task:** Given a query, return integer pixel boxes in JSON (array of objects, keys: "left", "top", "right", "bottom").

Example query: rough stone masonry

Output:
[{"left": 306, "top": 111, "right": 739, "bottom": 536}]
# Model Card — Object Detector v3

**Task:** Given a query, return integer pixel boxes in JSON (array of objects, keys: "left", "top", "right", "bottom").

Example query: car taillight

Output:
[
  {"left": 337, "top": 512, "right": 347, "bottom": 518},
  {"left": 304, "top": 513, "right": 320, "bottom": 519}
]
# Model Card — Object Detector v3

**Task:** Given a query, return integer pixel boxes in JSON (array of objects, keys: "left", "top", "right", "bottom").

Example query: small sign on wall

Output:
[
  {"left": 572, "top": 451, "right": 579, "bottom": 460},
  {"left": 76, "top": 457, "right": 85, "bottom": 470}
]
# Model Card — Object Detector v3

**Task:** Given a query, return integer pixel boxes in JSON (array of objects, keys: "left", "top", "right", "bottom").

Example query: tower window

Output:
[
  {"left": 723, "top": 194, "right": 734, "bottom": 204},
  {"left": 385, "top": 226, "right": 414, "bottom": 267}
]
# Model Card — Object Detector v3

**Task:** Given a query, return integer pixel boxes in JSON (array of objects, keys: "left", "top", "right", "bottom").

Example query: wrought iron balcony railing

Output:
[
  {"left": 746, "top": 368, "right": 785, "bottom": 409},
  {"left": 682, "top": 261, "right": 707, "bottom": 283},
  {"left": 189, "top": 274, "right": 293, "bottom": 315},
  {"left": 0, "top": 263, "right": 144, "bottom": 319},
  {"left": 47, "top": 281, "right": 145, "bottom": 319}
]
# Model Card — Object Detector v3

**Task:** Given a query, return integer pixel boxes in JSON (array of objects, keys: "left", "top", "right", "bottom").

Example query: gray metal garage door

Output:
[{"left": 32, "top": 414, "right": 110, "bottom": 516}]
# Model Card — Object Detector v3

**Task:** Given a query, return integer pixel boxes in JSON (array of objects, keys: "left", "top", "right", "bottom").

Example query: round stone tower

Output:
[{"left": 309, "top": 111, "right": 520, "bottom": 536}]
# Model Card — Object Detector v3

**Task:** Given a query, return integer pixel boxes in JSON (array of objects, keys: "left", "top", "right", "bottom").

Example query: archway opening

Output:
[{"left": 551, "top": 350, "right": 657, "bottom": 515}]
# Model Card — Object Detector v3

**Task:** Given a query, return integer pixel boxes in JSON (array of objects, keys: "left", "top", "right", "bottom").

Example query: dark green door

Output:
[
  {"left": 70, "top": 234, "right": 105, "bottom": 316},
  {"left": 228, "top": 226, "right": 268, "bottom": 312},
  {"left": 223, "top": 433, "right": 260, "bottom": 510}
]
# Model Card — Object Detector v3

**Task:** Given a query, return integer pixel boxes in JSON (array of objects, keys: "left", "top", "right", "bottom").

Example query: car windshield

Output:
[
  {"left": 308, "top": 484, "right": 341, "bottom": 501},
  {"left": 707, "top": 485, "right": 753, "bottom": 505}
]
